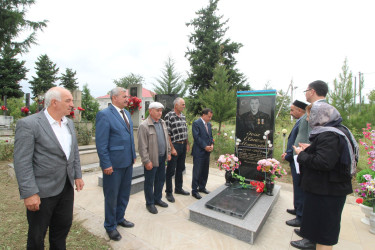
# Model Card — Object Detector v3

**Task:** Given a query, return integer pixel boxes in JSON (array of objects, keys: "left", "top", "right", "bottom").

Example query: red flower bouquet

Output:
[{"left": 127, "top": 96, "right": 142, "bottom": 115}]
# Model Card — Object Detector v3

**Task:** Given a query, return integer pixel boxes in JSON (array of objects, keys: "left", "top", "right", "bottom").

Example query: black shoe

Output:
[
  {"left": 175, "top": 189, "right": 190, "bottom": 195},
  {"left": 155, "top": 200, "right": 168, "bottom": 207},
  {"left": 290, "top": 238, "right": 316, "bottom": 249},
  {"left": 107, "top": 229, "right": 122, "bottom": 241},
  {"left": 286, "top": 218, "right": 301, "bottom": 227},
  {"left": 146, "top": 204, "right": 158, "bottom": 214},
  {"left": 198, "top": 188, "right": 210, "bottom": 194},
  {"left": 118, "top": 219, "right": 134, "bottom": 228},
  {"left": 287, "top": 208, "right": 296, "bottom": 215},
  {"left": 294, "top": 228, "right": 302, "bottom": 238},
  {"left": 192, "top": 192, "right": 202, "bottom": 199},
  {"left": 166, "top": 193, "right": 175, "bottom": 203}
]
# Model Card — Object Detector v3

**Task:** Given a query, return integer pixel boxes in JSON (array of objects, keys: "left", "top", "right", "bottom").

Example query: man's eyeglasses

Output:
[{"left": 303, "top": 89, "right": 312, "bottom": 93}]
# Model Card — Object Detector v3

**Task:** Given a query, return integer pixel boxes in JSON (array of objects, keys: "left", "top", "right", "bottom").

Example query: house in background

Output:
[{"left": 96, "top": 86, "right": 155, "bottom": 122}]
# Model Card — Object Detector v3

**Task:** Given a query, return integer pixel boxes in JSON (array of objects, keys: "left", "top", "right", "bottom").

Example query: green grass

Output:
[{"left": 0, "top": 162, "right": 110, "bottom": 249}]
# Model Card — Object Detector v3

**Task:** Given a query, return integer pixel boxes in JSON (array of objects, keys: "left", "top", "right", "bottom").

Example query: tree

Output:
[
  {"left": 81, "top": 84, "right": 99, "bottom": 121},
  {"left": 152, "top": 57, "right": 188, "bottom": 97},
  {"left": 185, "top": 0, "right": 249, "bottom": 98},
  {"left": 198, "top": 62, "right": 236, "bottom": 132},
  {"left": 276, "top": 89, "right": 291, "bottom": 119},
  {"left": 0, "top": 0, "right": 47, "bottom": 53},
  {"left": 0, "top": 46, "right": 27, "bottom": 100},
  {"left": 368, "top": 89, "right": 375, "bottom": 106},
  {"left": 114, "top": 73, "right": 144, "bottom": 89},
  {"left": 60, "top": 68, "right": 79, "bottom": 91},
  {"left": 29, "top": 54, "right": 59, "bottom": 97},
  {"left": 329, "top": 58, "right": 354, "bottom": 122}
]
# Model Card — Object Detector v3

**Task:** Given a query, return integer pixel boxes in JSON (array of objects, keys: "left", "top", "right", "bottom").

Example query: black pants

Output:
[
  {"left": 27, "top": 178, "right": 74, "bottom": 250},
  {"left": 165, "top": 143, "right": 186, "bottom": 193}
]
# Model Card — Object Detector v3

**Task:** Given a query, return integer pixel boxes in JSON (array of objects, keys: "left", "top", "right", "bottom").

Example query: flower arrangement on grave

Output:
[
  {"left": 21, "top": 106, "right": 30, "bottom": 116},
  {"left": 355, "top": 123, "right": 375, "bottom": 212},
  {"left": 127, "top": 96, "right": 142, "bottom": 115},
  {"left": 1, "top": 105, "right": 8, "bottom": 115},
  {"left": 217, "top": 154, "right": 240, "bottom": 186}
]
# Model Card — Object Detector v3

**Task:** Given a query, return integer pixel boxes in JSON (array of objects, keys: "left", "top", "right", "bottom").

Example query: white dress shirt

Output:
[{"left": 44, "top": 109, "right": 72, "bottom": 159}]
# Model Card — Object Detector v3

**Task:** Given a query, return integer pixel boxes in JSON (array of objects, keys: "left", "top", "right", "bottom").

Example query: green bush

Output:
[{"left": 74, "top": 122, "right": 93, "bottom": 145}]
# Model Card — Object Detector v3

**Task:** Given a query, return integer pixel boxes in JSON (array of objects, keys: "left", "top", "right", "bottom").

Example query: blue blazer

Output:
[
  {"left": 285, "top": 118, "right": 301, "bottom": 163},
  {"left": 95, "top": 104, "right": 136, "bottom": 169},
  {"left": 192, "top": 118, "right": 213, "bottom": 158}
]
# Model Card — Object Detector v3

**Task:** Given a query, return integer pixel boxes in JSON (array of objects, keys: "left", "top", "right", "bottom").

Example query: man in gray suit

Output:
[{"left": 14, "top": 87, "right": 84, "bottom": 249}]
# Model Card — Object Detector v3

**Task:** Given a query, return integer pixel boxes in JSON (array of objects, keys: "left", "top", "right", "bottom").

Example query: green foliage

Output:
[
  {"left": 114, "top": 73, "right": 144, "bottom": 89},
  {"left": 276, "top": 89, "right": 291, "bottom": 118},
  {"left": 81, "top": 84, "right": 99, "bottom": 122},
  {"left": 356, "top": 168, "right": 375, "bottom": 184},
  {"left": 199, "top": 63, "right": 236, "bottom": 131},
  {"left": 368, "top": 89, "right": 375, "bottom": 105},
  {"left": 344, "top": 104, "right": 375, "bottom": 136},
  {"left": 75, "top": 122, "right": 93, "bottom": 145},
  {"left": 185, "top": 0, "right": 249, "bottom": 110},
  {"left": 329, "top": 58, "right": 354, "bottom": 123},
  {"left": 211, "top": 128, "right": 236, "bottom": 160},
  {"left": 60, "top": 68, "right": 79, "bottom": 91},
  {"left": 153, "top": 57, "right": 188, "bottom": 97},
  {"left": 0, "top": 0, "right": 47, "bottom": 53},
  {"left": 0, "top": 140, "right": 14, "bottom": 161},
  {"left": 29, "top": 54, "right": 59, "bottom": 98},
  {"left": 0, "top": 46, "right": 27, "bottom": 100},
  {"left": 6, "top": 97, "right": 24, "bottom": 119}
]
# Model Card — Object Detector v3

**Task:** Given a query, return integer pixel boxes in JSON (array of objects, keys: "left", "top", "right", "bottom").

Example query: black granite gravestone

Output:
[
  {"left": 155, "top": 94, "right": 179, "bottom": 119},
  {"left": 235, "top": 90, "right": 276, "bottom": 181},
  {"left": 205, "top": 184, "right": 262, "bottom": 218}
]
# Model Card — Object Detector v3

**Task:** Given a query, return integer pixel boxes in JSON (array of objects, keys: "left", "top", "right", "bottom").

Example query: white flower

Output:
[
  {"left": 264, "top": 130, "right": 270, "bottom": 135},
  {"left": 230, "top": 136, "right": 233, "bottom": 139},
  {"left": 236, "top": 138, "right": 241, "bottom": 142},
  {"left": 263, "top": 136, "right": 266, "bottom": 140},
  {"left": 236, "top": 142, "right": 240, "bottom": 146},
  {"left": 269, "top": 144, "right": 273, "bottom": 147},
  {"left": 268, "top": 140, "right": 271, "bottom": 144},
  {"left": 282, "top": 129, "right": 288, "bottom": 134},
  {"left": 224, "top": 133, "right": 228, "bottom": 136},
  {"left": 231, "top": 130, "right": 235, "bottom": 134}
]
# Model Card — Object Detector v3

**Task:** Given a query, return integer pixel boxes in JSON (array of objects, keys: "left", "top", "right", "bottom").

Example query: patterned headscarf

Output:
[{"left": 309, "top": 102, "right": 358, "bottom": 176}]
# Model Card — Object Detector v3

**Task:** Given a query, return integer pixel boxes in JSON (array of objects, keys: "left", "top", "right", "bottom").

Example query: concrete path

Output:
[{"left": 74, "top": 163, "right": 375, "bottom": 250}]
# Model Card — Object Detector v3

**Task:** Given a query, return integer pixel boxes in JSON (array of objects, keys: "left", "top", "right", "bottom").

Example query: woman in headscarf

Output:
[{"left": 290, "top": 102, "right": 358, "bottom": 250}]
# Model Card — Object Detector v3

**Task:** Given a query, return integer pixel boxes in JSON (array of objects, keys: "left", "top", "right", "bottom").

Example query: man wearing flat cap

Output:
[
  {"left": 281, "top": 100, "right": 307, "bottom": 227},
  {"left": 138, "top": 102, "right": 171, "bottom": 214}
]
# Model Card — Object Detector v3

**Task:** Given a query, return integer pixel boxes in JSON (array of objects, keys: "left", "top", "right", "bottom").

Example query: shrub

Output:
[{"left": 0, "top": 140, "right": 14, "bottom": 161}]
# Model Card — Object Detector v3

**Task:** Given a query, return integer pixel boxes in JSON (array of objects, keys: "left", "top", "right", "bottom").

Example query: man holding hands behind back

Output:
[
  {"left": 96, "top": 87, "right": 136, "bottom": 241},
  {"left": 14, "top": 87, "right": 84, "bottom": 249},
  {"left": 138, "top": 102, "right": 171, "bottom": 214},
  {"left": 191, "top": 108, "right": 214, "bottom": 199}
]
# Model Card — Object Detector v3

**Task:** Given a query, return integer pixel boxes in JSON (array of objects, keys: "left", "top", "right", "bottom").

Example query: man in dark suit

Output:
[
  {"left": 281, "top": 100, "right": 307, "bottom": 226},
  {"left": 191, "top": 108, "right": 214, "bottom": 199},
  {"left": 14, "top": 86, "right": 84, "bottom": 249},
  {"left": 96, "top": 87, "right": 136, "bottom": 241}
]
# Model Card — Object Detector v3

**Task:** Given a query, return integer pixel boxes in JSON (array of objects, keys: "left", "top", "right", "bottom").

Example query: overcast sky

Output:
[{"left": 19, "top": 0, "right": 375, "bottom": 102}]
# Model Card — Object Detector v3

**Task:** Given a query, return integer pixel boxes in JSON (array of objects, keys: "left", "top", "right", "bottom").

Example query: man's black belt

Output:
[{"left": 173, "top": 140, "right": 186, "bottom": 144}]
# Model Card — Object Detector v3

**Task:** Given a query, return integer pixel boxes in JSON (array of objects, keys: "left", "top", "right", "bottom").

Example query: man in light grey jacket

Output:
[
  {"left": 138, "top": 102, "right": 171, "bottom": 214},
  {"left": 13, "top": 87, "right": 84, "bottom": 249}
]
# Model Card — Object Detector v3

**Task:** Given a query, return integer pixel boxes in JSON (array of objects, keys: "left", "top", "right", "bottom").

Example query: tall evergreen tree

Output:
[
  {"left": 329, "top": 58, "right": 354, "bottom": 122},
  {"left": 114, "top": 73, "right": 144, "bottom": 89},
  {"left": 185, "top": 0, "right": 248, "bottom": 97},
  {"left": 29, "top": 54, "right": 59, "bottom": 97},
  {"left": 199, "top": 62, "right": 236, "bottom": 132},
  {"left": 153, "top": 57, "right": 188, "bottom": 97},
  {"left": 0, "top": 46, "right": 27, "bottom": 100},
  {"left": 0, "top": 0, "right": 47, "bottom": 53},
  {"left": 60, "top": 68, "right": 79, "bottom": 91},
  {"left": 81, "top": 84, "right": 99, "bottom": 121}
]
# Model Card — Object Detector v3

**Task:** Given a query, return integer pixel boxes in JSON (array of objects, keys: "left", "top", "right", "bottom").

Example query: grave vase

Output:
[
  {"left": 265, "top": 174, "right": 274, "bottom": 196},
  {"left": 225, "top": 170, "right": 233, "bottom": 186}
]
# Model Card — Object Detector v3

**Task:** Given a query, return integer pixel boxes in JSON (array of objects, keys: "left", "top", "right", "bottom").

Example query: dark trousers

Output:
[
  {"left": 191, "top": 154, "right": 210, "bottom": 194},
  {"left": 144, "top": 155, "right": 166, "bottom": 205},
  {"left": 103, "top": 166, "right": 133, "bottom": 232},
  {"left": 165, "top": 143, "right": 186, "bottom": 193},
  {"left": 26, "top": 178, "right": 74, "bottom": 250},
  {"left": 290, "top": 161, "right": 305, "bottom": 218}
]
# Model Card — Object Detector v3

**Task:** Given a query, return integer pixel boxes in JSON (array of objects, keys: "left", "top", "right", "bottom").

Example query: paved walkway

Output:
[{"left": 74, "top": 162, "right": 375, "bottom": 250}]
